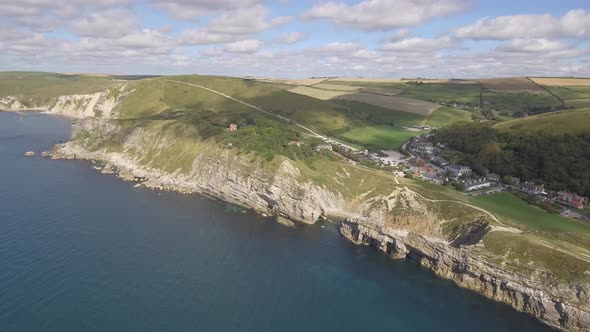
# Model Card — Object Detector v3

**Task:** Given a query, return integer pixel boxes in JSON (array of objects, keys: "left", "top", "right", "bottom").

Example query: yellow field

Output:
[
  {"left": 335, "top": 93, "right": 440, "bottom": 115},
  {"left": 328, "top": 77, "right": 402, "bottom": 83},
  {"left": 253, "top": 78, "right": 329, "bottom": 86},
  {"left": 361, "top": 87, "right": 403, "bottom": 95},
  {"left": 529, "top": 77, "right": 590, "bottom": 86},
  {"left": 312, "top": 83, "right": 361, "bottom": 92},
  {"left": 288, "top": 85, "right": 439, "bottom": 115},
  {"left": 289, "top": 86, "right": 350, "bottom": 100}
]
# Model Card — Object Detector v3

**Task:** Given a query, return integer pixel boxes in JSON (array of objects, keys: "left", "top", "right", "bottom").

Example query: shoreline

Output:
[{"left": 50, "top": 137, "right": 587, "bottom": 332}]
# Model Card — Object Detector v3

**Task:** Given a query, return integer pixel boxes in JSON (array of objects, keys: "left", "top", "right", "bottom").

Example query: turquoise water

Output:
[{"left": 0, "top": 112, "right": 550, "bottom": 331}]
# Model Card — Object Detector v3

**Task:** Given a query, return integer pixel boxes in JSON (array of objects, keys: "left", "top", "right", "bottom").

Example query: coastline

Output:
[{"left": 48, "top": 121, "right": 590, "bottom": 332}]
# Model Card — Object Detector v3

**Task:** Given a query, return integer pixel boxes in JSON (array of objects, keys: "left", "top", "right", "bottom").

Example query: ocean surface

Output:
[{"left": 0, "top": 112, "right": 551, "bottom": 331}]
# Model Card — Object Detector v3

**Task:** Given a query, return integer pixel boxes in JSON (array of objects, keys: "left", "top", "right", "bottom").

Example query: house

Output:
[
  {"left": 413, "top": 142, "right": 435, "bottom": 154},
  {"left": 509, "top": 177, "right": 521, "bottom": 185},
  {"left": 228, "top": 123, "right": 238, "bottom": 131},
  {"left": 422, "top": 173, "right": 444, "bottom": 184},
  {"left": 518, "top": 182, "right": 544, "bottom": 195},
  {"left": 486, "top": 173, "right": 501, "bottom": 182},
  {"left": 447, "top": 164, "right": 472, "bottom": 177},
  {"left": 463, "top": 180, "right": 492, "bottom": 191},
  {"left": 315, "top": 144, "right": 332, "bottom": 151},
  {"left": 288, "top": 140, "right": 301, "bottom": 147},
  {"left": 557, "top": 192, "right": 589, "bottom": 209},
  {"left": 409, "top": 157, "right": 426, "bottom": 167},
  {"left": 429, "top": 155, "right": 449, "bottom": 167}
]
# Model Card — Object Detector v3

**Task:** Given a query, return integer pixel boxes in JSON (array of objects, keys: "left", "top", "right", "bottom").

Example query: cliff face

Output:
[
  {"left": 340, "top": 220, "right": 590, "bottom": 331},
  {"left": 0, "top": 84, "right": 132, "bottom": 118},
  {"left": 51, "top": 117, "right": 590, "bottom": 331}
]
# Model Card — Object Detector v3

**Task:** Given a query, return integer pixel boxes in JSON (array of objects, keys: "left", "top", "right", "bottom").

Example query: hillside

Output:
[{"left": 494, "top": 108, "right": 590, "bottom": 134}]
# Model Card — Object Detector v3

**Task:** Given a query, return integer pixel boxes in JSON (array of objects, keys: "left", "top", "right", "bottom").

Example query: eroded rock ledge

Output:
[{"left": 340, "top": 220, "right": 590, "bottom": 331}]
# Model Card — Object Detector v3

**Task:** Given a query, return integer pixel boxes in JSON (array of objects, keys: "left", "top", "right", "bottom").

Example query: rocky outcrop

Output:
[
  {"left": 52, "top": 118, "right": 349, "bottom": 224},
  {"left": 340, "top": 220, "right": 590, "bottom": 331}
]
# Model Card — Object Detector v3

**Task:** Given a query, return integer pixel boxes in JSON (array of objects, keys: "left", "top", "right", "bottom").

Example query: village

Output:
[{"left": 400, "top": 133, "right": 589, "bottom": 218}]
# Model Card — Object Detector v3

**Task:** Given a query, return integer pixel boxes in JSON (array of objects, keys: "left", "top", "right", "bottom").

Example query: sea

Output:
[{"left": 0, "top": 112, "right": 551, "bottom": 331}]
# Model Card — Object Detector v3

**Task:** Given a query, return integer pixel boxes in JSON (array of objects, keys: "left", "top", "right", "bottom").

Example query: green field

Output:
[
  {"left": 339, "top": 125, "right": 424, "bottom": 150},
  {"left": 494, "top": 108, "right": 590, "bottom": 134},
  {"left": 401, "top": 83, "right": 481, "bottom": 105},
  {"left": 422, "top": 106, "right": 472, "bottom": 127},
  {"left": 326, "top": 80, "right": 409, "bottom": 90},
  {"left": 566, "top": 99, "right": 590, "bottom": 108},
  {"left": 471, "top": 192, "right": 590, "bottom": 234},
  {"left": 482, "top": 91, "right": 561, "bottom": 114},
  {"left": 546, "top": 86, "right": 590, "bottom": 100}
]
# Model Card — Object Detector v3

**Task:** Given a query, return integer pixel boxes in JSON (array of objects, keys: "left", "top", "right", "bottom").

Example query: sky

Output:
[{"left": 1, "top": 0, "right": 590, "bottom": 78}]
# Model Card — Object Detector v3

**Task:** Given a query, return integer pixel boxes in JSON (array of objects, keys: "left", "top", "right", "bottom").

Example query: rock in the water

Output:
[
  {"left": 24, "top": 151, "right": 36, "bottom": 157},
  {"left": 101, "top": 164, "right": 114, "bottom": 174},
  {"left": 41, "top": 151, "right": 51, "bottom": 157},
  {"left": 276, "top": 216, "right": 295, "bottom": 227}
]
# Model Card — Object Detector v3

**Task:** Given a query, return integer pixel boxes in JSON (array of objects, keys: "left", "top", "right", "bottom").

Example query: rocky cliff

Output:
[
  {"left": 340, "top": 220, "right": 590, "bottom": 331},
  {"left": 0, "top": 83, "right": 132, "bottom": 118},
  {"left": 50, "top": 117, "right": 590, "bottom": 331}
]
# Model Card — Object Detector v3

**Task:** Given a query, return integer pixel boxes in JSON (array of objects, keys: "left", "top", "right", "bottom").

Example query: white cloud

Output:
[
  {"left": 277, "top": 32, "right": 306, "bottom": 44},
  {"left": 151, "top": 0, "right": 260, "bottom": 20},
  {"left": 381, "top": 36, "right": 456, "bottom": 52},
  {"left": 179, "top": 4, "right": 289, "bottom": 46},
  {"left": 495, "top": 39, "right": 570, "bottom": 53},
  {"left": 305, "top": 0, "right": 468, "bottom": 30},
  {"left": 223, "top": 39, "right": 262, "bottom": 53},
  {"left": 311, "top": 42, "right": 362, "bottom": 54},
  {"left": 70, "top": 10, "right": 138, "bottom": 38},
  {"left": 208, "top": 5, "right": 289, "bottom": 35},
  {"left": 456, "top": 9, "right": 590, "bottom": 40},
  {"left": 180, "top": 30, "right": 235, "bottom": 45}
]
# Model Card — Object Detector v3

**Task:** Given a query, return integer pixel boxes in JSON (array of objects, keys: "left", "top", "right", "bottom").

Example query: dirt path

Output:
[
  {"left": 164, "top": 79, "right": 358, "bottom": 151},
  {"left": 404, "top": 185, "right": 502, "bottom": 224}
]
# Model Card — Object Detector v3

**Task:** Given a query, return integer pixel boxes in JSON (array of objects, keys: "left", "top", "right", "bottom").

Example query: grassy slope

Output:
[
  {"left": 494, "top": 108, "right": 590, "bottom": 134},
  {"left": 401, "top": 83, "right": 481, "bottom": 105},
  {"left": 471, "top": 192, "right": 590, "bottom": 234},
  {"left": 0, "top": 72, "right": 118, "bottom": 105},
  {"left": 341, "top": 126, "right": 426, "bottom": 150},
  {"left": 546, "top": 86, "right": 590, "bottom": 100}
]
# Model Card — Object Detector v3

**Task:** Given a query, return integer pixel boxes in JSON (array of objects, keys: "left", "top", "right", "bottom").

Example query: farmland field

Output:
[
  {"left": 471, "top": 192, "right": 590, "bottom": 234},
  {"left": 494, "top": 108, "right": 590, "bottom": 134},
  {"left": 478, "top": 77, "right": 545, "bottom": 92},
  {"left": 327, "top": 78, "right": 403, "bottom": 83},
  {"left": 482, "top": 91, "right": 561, "bottom": 113},
  {"left": 422, "top": 107, "right": 472, "bottom": 127},
  {"left": 339, "top": 125, "right": 425, "bottom": 149},
  {"left": 401, "top": 83, "right": 481, "bottom": 105},
  {"left": 311, "top": 83, "right": 361, "bottom": 92},
  {"left": 335, "top": 93, "right": 440, "bottom": 115},
  {"left": 288, "top": 86, "right": 349, "bottom": 100},
  {"left": 529, "top": 77, "right": 590, "bottom": 86},
  {"left": 545, "top": 86, "right": 590, "bottom": 100},
  {"left": 325, "top": 80, "right": 409, "bottom": 90},
  {"left": 566, "top": 99, "right": 590, "bottom": 108}
]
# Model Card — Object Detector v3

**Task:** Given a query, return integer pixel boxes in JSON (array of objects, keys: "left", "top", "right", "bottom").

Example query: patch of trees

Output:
[{"left": 432, "top": 123, "right": 590, "bottom": 196}]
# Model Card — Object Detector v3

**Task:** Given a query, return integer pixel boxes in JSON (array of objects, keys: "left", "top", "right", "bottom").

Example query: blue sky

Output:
[{"left": 1, "top": 0, "right": 589, "bottom": 77}]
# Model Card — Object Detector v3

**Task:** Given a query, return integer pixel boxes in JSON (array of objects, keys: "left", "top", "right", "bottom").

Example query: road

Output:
[{"left": 164, "top": 79, "right": 358, "bottom": 151}]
